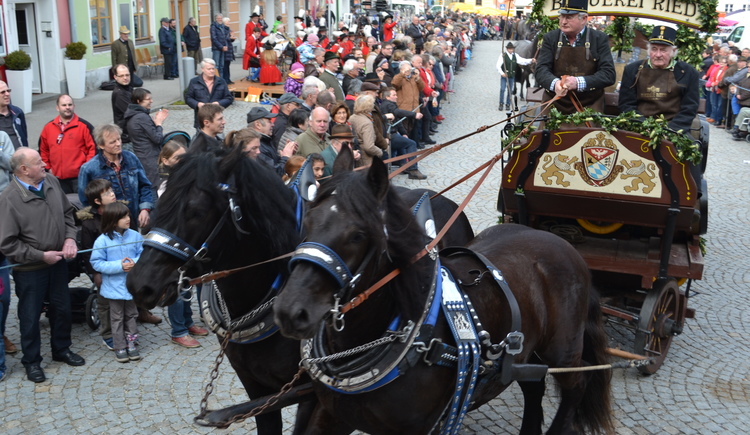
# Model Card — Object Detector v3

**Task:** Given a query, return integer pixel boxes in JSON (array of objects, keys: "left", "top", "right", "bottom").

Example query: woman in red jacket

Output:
[
  {"left": 383, "top": 15, "right": 398, "bottom": 42},
  {"left": 243, "top": 27, "right": 262, "bottom": 80}
]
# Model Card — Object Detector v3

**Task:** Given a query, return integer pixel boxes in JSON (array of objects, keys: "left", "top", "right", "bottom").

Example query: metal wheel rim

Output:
[{"left": 85, "top": 292, "right": 101, "bottom": 331}]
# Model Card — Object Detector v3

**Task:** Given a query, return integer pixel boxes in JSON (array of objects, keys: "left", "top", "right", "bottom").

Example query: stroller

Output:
[{"left": 41, "top": 193, "right": 100, "bottom": 330}]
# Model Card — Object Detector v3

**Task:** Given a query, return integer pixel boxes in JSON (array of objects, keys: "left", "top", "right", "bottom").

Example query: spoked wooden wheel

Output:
[{"left": 634, "top": 279, "right": 686, "bottom": 374}]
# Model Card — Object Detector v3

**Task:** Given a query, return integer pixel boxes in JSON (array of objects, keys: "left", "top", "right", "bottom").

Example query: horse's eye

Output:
[{"left": 350, "top": 232, "right": 366, "bottom": 244}]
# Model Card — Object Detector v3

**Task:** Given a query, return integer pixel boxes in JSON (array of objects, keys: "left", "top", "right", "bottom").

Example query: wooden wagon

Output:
[{"left": 498, "top": 125, "right": 707, "bottom": 373}]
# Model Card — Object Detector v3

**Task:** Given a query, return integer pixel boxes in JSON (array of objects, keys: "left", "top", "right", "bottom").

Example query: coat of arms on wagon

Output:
[{"left": 574, "top": 132, "right": 624, "bottom": 187}]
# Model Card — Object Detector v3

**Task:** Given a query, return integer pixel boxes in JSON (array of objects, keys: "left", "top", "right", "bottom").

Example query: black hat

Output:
[
  {"left": 251, "top": 13, "right": 260, "bottom": 18},
  {"left": 649, "top": 26, "right": 677, "bottom": 47},
  {"left": 246, "top": 107, "right": 277, "bottom": 124},
  {"left": 506, "top": 42, "right": 515, "bottom": 49},
  {"left": 160, "top": 17, "right": 170, "bottom": 23},
  {"left": 318, "top": 26, "right": 327, "bottom": 32},
  {"left": 364, "top": 72, "right": 382, "bottom": 84},
  {"left": 559, "top": 0, "right": 588, "bottom": 15},
  {"left": 294, "top": 16, "right": 303, "bottom": 20},
  {"left": 324, "top": 51, "right": 340, "bottom": 63}
]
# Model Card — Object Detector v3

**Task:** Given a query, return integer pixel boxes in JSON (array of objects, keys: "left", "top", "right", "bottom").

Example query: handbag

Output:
[
  {"left": 131, "top": 73, "right": 144, "bottom": 87},
  {"left": 249, "top": 57, "right": 260, "bottom": 68}
]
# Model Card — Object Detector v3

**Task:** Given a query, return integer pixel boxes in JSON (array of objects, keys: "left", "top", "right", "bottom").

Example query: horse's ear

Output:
[
  {"left": 218, "top": 146, "right": 243, "bottom": 179},
  {"left": 367, "top": 157, "right": 389, "bottom": 202},
  {"left": 332, "top": 144, "right": 354, "bottom": 174}
]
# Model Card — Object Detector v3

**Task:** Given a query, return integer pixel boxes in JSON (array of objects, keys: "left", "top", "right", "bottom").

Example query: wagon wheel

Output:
[
  {"left": 576, "top": 219, "right": 623, "bottom": 235},
  {"left": 85, "top": 290, "right": 101, "bottom": 331},
  {"left": 633, "top": 279, "right": 686, "bottom": 375}
]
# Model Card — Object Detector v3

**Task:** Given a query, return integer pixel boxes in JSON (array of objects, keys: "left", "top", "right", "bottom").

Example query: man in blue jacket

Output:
[
  {"left": 77, "top": 124, "right": 154, "bottom": 229},
  {"left": 159, "top": 17, "right": 176, "bottom": 80},
  {"left": 0, "top": 80, "right": 29, "bottom": 150},
  {"left": 185, "top": 59, "right": 234, "bottom": 129},
  {"left": 211, "top": 14, "right": 228, "bottom": 75}
]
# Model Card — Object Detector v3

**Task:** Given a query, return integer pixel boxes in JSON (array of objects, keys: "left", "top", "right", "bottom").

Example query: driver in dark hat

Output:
[
  {"left": 535, "top": 0, "right": 615, "bottom": 114},
  {"left": 618, "top": 26, "right": 699, "bottom": 134}
]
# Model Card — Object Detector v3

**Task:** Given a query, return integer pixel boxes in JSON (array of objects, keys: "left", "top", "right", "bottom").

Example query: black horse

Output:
[
  {"left": 274, "top": 150, "right": 613, "bottom": 434},
  {"left": 126, "top": 146, "right": 311, "bottom": 434},
  {"left": 126, "top": 146, "right": 475, "bottom": 434}
]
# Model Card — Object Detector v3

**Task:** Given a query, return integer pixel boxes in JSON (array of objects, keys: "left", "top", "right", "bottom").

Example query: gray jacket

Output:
[{"left": 0, "top": 174, "right": 77, "bottom": 270}]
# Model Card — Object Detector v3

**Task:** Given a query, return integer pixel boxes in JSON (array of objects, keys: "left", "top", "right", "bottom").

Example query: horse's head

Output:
[
  {"left": 127, "top": 146, "right": 298, "bottom": 308},
  {"left": 274, "top": 149, "right": 427, "bottom": 339}
]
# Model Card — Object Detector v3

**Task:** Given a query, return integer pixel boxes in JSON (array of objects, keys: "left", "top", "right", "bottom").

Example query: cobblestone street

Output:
[{"left": 1, "top": 40, "right": 748, "bottom": 434}]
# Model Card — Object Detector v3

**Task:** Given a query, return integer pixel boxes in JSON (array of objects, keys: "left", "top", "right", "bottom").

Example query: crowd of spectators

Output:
[{"left": 0, "top": 8, "right": 485, "bottom": 382}]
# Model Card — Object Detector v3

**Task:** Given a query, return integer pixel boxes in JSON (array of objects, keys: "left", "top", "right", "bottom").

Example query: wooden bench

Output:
[{"left": 228, "top": 79, "right": 286, "bottom": 101}]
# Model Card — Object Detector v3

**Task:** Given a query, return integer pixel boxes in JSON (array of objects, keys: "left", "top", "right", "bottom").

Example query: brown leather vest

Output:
[
  {"left": 633, "top": 64, "right": 681, "bottom": 121},
  {"left": 543, "top": 29, "right": 604, "bottom": 114}
]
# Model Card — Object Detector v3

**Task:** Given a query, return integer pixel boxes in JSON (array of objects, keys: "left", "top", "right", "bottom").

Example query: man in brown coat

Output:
[
  {"left": 391, "top": 61, "right": 426, "bottom": 145},
  {"left": 111, "top": 27, "right": 138, "bottom": 75}
]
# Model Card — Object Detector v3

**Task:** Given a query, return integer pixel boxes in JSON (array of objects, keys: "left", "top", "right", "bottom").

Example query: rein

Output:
[{"left": 186, "top": 251, "right": 294, "bottom": 286}]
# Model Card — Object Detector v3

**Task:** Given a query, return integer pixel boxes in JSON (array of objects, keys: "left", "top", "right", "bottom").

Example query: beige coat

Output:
[{"left": 350, "top": 113, "right": 386, "bottom": 167}]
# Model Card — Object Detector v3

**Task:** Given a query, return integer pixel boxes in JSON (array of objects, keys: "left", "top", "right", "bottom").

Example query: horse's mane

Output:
[
  {"left": 314, "top": 169, "right": 431, "bottom": 320},
  {"left": 157, "top": 148, "right": 299, "bottom": 257}
]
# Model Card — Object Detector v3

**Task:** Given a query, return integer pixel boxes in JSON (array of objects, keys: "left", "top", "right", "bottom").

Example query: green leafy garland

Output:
[
  {"left": 529, "top": 0, "right": 557, "bottom": 34},
  {"left": 502, "top": 108, "right": 703, "bottom": 165},
  {"left": 605, "top": 17, "right": 635, "bottom": 56}
]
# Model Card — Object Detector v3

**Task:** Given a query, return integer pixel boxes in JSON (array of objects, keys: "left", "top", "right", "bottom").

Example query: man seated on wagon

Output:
[
  {"left": 535, "top": 0, "right": 615, "bottom": 114},
  {"left": 619, "top": 26, "right": 704, "bottom": 196},
  {"left": 618, "top": 26, "right": 700, "bottom": 134}
]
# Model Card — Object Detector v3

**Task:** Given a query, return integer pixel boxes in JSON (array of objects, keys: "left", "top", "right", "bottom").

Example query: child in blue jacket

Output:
[{"left": 90, "top": 202, "right": 144, "bottom": 363}]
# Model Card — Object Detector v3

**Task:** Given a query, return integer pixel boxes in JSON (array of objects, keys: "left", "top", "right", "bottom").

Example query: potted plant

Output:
[
  {"left": 64, "top": 42, "right": 88, "bottom": 99},
  {"left": 4, "top": 50, "right": 33, "bottom": 113}
]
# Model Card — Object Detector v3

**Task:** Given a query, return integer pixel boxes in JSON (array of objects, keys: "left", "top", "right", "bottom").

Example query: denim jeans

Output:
[
  {"left": 168, "top": 293, "right": 196, "bottom": 338},
  {"left": 710, "top": 92, "right": 725, "bottom": 123},
  {"left": 13, "top": 260, "right": 73, "bottom": 366},
  {"left": 0, "top": 258, "right": 10, "bottom": 338},
  {"left": 500, "top": 76, "right": 515, "bottom": 106},
  {"left": 212, "top": 50, "right": 224, "bottom": 74},
  {"left": 391, "top": 133, "right": 418, "bottom": 168}
]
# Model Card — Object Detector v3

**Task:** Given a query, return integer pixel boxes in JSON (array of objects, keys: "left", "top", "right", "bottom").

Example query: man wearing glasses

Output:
[
  {"left": 535, "top": 0, "right": 615, "bottom": 114},
  {"left": 0, "top": 81, "right": 29, "bottom": 150},
  {"left": 111, "top": 64, "right": 134, "bottom": 150},
  {"left": 38, "top": 95, "right": 96, "bottom": 194}
]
